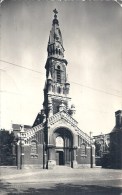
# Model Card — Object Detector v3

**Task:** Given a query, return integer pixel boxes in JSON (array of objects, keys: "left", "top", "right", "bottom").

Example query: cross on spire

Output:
[
  {"left": 53, "top": 9, "right": 58, "bottom": 15},
  {"left": 53, "top": 9, "right": 58, "bottom": 18}
]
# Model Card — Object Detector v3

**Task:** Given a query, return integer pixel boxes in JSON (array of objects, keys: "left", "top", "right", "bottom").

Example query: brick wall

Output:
[
  {"left": 21, "top": 144, "right": 44, "bottom": 168},
  {"left": 77, "top": 146, "right": 91, "bottom": 167}
]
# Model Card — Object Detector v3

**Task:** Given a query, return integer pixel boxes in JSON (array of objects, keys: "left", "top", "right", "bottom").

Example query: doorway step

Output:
[{"left": 53, "top": 165, "right": 73, "bottom": 172}]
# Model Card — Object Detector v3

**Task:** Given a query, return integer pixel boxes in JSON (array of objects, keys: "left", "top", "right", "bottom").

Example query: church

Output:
[{"left": 16, "top": 10, "right": 95, "bottom": 169}]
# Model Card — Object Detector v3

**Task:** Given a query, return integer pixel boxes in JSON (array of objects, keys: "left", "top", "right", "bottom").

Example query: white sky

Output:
[{"left": 0, "top": 0, "right": 122, "bottom": 136}]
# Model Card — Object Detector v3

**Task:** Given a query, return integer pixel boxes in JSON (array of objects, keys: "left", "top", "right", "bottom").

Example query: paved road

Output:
[{"left": 0, "top": 166, "right": 122, "bottom": 195}]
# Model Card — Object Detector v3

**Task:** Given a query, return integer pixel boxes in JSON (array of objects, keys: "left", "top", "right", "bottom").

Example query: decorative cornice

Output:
[
  {"left": 48, "top": 110, "right": 78, "bottom": 127},
  {"left": 45, "top": 57, "right": 67, "bottom": 69},
  {"left": 47, "top": 93, "right": 71, "bottom": 100}
]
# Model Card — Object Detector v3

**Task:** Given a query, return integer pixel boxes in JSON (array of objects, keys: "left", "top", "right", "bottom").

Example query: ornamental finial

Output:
[{"left": 53, "top": 9, "right": 58, "bottom": 19}]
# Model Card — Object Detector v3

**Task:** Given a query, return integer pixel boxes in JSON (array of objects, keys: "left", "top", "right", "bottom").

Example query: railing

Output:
[
  {"left": 77, "top": 127, "right": 91, "bottom": 144},
  {"left": 19, "top": 123, "right": 44, "bottom": 141}
]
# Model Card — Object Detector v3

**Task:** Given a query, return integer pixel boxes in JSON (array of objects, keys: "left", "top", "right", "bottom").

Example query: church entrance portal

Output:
[{"left": 54, "top": 128, "right": 73, "bottom": 166}]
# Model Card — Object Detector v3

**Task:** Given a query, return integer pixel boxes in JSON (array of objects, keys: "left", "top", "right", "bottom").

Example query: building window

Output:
[
  {"left": 57, "top": 86, "right": 60, "bottom": 93},
  {"left": 57, "top": 66, "right": 61, "bottom": 83},
  {"left": 56, "top": 136, "right": 64, "bottom": 147},
  {"left": 78, "top": 135, "right": 80, "bottom": 147},
  {"left": 31, "top": 141, "right": 38, "bottom": 154},
  {"left": 56, "top": 48, "right": 58, "bottom": 54},
  {"left": 81, "top": 144, "right": 86, "bottom": 156},
  {"left": 59, "top": 49, "right": 60, "bottom": 55}
]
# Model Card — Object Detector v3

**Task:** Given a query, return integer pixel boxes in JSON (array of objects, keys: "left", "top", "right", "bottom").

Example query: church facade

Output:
[{"left": 17, "top": 10, "right": 95, "bottom": 169}]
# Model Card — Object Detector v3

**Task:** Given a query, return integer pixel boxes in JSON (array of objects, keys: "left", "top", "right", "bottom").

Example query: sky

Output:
[{"left": 0, "top": 0, "right": 122, "bottom": 136}]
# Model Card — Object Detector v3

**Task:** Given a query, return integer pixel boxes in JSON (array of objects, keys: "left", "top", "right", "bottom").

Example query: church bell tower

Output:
[
  {"left": 33, "top": 9, "right": 75, "bottom": 127},
  {"left": 43, "top": 9, "right": 72, "bottom": 118}
]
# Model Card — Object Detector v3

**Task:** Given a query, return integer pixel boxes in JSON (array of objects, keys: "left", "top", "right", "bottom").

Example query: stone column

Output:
[
  {"left": 17, "top": 141, "right": 21, "bottom": 169},
  {"left": 47, "top": 144, "right": 56, "bottom": 169},
  {"left": 91, "top": 144, "right": 95, "bottom": 168},
  {"left": 18, "top": 126, "right": 26, "bottom": 169},
  {"left": 43, "top": 142, "right": 47, "bottom": 169},
  {"left": 71, "top": 146, "right": 78, "bottom": 168},
  {"left": 21, "top": 141, "right": 25, "bottom": 169},
  {"left": 48, "top": 98, "right": 53, "bottom": 117}
]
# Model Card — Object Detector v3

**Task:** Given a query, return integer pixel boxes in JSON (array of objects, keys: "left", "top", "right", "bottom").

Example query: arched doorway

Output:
[
  {"left": 54, "top": 128, "right": 73, "bottom": 166},
  {"left": 56, "top": 136, "right": 64, "bottom": 165}
]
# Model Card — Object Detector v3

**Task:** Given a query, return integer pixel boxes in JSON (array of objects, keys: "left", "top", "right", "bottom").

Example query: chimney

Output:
[{"left": 115, "top": 110, "right": 122, "bottom": 127}]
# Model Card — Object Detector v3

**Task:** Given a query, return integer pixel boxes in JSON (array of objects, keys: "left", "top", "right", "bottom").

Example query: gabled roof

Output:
[
  {"left": 48, "top": 110, "right": 91, "bottom": 144},
  {"left": 48, "top": 110, "right": 78, "bottom": 127}
]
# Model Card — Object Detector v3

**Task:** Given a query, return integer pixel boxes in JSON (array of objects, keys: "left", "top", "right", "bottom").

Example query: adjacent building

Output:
[
  {"left": 93, "top": 110, "right": 122, "bottom": 169},
  {"left": 93, "top": 133, "right": 110, "bottom": 166},
  {"left": 109, "top": 110, "right": 122, "bottom": 169}
]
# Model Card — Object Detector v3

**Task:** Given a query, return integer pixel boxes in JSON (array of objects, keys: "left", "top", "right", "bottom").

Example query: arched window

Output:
[
  {"left": 56, "top": 48, "right": 58, "bottom": 54},
  {"left": 57, "top": 86, "right": 60, "bottom": 93},
  {"left": 57, "top": 66, "right": 61, "bottom": 83},
  {"left": 81, "top": 144, "right": 86, "bottom": 156},
  {"left": 31, "top": 141, "right": 38, "bottom": 154},
  {"left": 56, "top": 136, "right": 64, "bottom": 147}
]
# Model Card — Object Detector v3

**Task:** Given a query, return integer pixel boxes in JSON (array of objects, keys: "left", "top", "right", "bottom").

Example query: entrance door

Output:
[{"left": 56, "top": 151, "right": 64, "bottom": 165}]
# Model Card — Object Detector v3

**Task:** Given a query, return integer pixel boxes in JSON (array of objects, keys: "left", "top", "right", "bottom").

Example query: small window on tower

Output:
[
  {"left": 56, "top": 48, "right": 58, "bottom": 54},
  {"left": 57, "top": 86, "right": 60, "bottom": 93},
  {"left": 57, "top": 66, "right": 61, "bottom": 83}
]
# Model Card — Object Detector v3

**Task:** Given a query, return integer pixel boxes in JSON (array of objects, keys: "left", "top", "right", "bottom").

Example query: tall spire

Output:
[{"left": 47, "top": 9, "right": 64, "bottom": 59}]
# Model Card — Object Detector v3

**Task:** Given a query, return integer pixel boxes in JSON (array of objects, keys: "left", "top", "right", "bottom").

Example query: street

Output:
[{"left": 0, "top": 166, "right": 122, "bottom": 195}]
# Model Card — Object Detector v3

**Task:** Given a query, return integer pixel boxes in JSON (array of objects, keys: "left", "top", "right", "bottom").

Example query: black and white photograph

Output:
[{"left": 0, "top": 0, "right": 122, "bottom": 194}]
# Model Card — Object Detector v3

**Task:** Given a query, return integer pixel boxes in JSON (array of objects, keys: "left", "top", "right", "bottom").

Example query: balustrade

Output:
[
  {"left": 19, "top": 123, "right": 44, "bottom": 143},
  {"left": 77, "top": 127, "right": 91, "bottom": 144}
]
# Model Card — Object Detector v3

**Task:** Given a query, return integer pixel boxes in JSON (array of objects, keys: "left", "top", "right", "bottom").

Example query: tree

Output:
[{"left": 0, "top": 129, "right": 16, "bottom": 165}]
